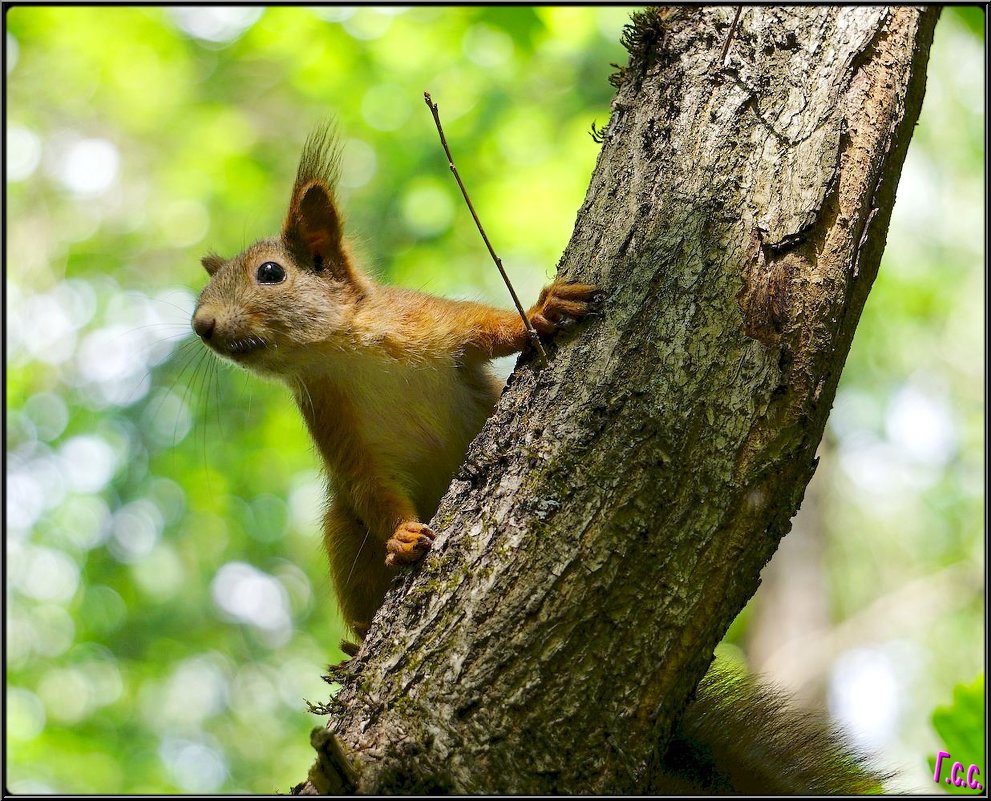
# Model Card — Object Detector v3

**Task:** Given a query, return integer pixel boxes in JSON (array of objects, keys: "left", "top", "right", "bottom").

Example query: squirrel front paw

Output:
[
  {"left": 385, "top": 521, "right": 436, "bottom": 567},
  {"left": 529, "top": 280, "right": 602, "bottom": 336}
]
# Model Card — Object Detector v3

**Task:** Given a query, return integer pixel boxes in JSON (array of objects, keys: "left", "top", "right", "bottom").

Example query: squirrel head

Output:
[{"left": 192, "top": 125, "right": 367, "bottom": 377}]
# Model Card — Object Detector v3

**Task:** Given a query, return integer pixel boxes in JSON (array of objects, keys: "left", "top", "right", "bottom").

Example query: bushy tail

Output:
[{"left": 649, "top": 662, "right": 893, "bottom": 794}]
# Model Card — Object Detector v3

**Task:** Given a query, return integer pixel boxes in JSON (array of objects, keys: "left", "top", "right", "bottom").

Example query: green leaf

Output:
[
  {"left": 928, "top": 674, "right": 986, "bottom": 794},
  {"left": 947, "top": 7, "right": 985, "bottom": 42},
  {"left": 473, "top": 6, "right": 545, "bottom": 49}
]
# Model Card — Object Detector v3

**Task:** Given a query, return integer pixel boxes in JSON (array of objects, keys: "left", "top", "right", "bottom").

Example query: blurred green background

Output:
[{"left": 5, "top": 6, "right": 984, "bottom": 794}]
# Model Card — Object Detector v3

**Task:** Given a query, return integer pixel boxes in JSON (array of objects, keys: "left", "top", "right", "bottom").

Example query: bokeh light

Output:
[{"left": 5, "top": 6, "right": 983, "bottom": 794}]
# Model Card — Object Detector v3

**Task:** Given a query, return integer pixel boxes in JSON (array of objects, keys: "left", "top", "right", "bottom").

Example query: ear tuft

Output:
[
  {"left": 282, "top": 123, "right": 359, "bottom": 284},
  {"left": 201, "top": 252, "right": 225, "bottom": 276}
]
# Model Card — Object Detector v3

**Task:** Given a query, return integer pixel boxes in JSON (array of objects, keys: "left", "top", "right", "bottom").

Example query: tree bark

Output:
[{"left": 295, "top": 6, "right": 938, "bottom": 794}]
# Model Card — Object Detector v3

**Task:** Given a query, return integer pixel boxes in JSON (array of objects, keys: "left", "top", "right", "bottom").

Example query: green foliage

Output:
[
  {"left": 929, "top": 675, "right": 986, "bottom": 794},
  {"left": 4, "top": 7, "right": 983, "bottom": 795},
  {"left": 5, "top": 6, "right": 629, "bottom": 793},
  {"left": 948, "top": 6, "right": 985, "bottom": 42}
]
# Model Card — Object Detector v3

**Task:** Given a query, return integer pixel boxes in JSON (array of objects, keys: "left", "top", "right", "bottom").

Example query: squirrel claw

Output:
[
  {"left": 528, "top": 280, "right": 601, "bottom": 336},
  {"left": 385, "top": 521, "right": 436, "bottom": 567}
]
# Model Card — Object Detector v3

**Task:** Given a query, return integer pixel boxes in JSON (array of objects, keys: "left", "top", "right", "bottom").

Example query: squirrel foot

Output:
[
  {"left": 529, "top": 280, "right": 602, "bottom": 336},
  {"left": 385, "top": 521, "right": 436, "bottom": 567},
  {"left": 339, "top": 639, "right": 360, "bottom": 658},
  {"left": 332, "top": 619, "right": 371, "bottom": 666}
]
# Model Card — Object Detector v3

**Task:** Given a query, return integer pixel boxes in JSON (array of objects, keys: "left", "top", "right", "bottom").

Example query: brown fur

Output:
[
  {"left": 651, "top": 663, "right": 893, "bottom": 794},
  {"left": 192, "top": 125, "right": 598, "bottom": 637}
]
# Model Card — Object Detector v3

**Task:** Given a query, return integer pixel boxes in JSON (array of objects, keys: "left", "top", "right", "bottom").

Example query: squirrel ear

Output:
[
  {"left": 284, "top": 180, "right": 347, "bottom": 278},
  {"left": 201, "top": 252, "right": 225, "bottom": 276},
  {"left": 298, "top": 182, "right": 343, "bottom": 257}
]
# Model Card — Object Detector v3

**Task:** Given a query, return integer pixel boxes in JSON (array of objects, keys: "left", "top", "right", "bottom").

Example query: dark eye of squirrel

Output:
[{"left": 256, "top": 261, "right": 286, "bottom": 284}]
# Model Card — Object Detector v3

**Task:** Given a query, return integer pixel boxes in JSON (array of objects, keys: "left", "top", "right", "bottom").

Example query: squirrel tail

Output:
[{"left": 649, "top": 662, "right": 894, "bottom": 794}]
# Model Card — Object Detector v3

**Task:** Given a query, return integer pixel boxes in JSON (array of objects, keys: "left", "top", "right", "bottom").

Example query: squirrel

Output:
[
  {"left": 192, "top": 126, "right": 889, "bottom": 794},
  {"left": 191, "top": 126, "right": 598, "bottom": 643}
]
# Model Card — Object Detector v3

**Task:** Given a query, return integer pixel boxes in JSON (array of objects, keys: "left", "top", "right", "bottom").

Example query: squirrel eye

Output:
[{"left": 256, "top": 261, "right": 286, "bottom": 284}]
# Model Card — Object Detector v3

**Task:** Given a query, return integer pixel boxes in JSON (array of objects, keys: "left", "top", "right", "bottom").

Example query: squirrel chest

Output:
[{"left": 293, "top": 353, "right": 500, "bottom": 521}]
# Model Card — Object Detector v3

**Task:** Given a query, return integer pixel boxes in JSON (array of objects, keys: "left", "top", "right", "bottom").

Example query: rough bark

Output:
[{"left": 295, "top": 6, "right": 938, "bottom": 794}]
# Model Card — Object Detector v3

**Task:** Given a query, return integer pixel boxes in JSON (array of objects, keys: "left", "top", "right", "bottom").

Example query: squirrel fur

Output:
[
  {"left": 192, "top": 125, "right": 889, "bottom": 794},
  {"left": 650, "top": 662, "right": 891, "bottom": 794}
]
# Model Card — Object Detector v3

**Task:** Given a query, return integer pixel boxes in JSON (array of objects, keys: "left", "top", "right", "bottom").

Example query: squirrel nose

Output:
[{"left": 192, "top": 312, "right": 216, "bottom": 340}]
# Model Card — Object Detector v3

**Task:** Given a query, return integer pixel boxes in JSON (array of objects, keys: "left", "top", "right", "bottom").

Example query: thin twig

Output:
[
  {"left": 720, "top": 6, "right": 743, "bottom": 64},
  {"left": 423, "top": 91, "right": 549, "bottom": 363}
]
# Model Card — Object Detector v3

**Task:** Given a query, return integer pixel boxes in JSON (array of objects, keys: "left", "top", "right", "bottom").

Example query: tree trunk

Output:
[{"left": 295, "top": 6, "right": 938, "bottom": 794}]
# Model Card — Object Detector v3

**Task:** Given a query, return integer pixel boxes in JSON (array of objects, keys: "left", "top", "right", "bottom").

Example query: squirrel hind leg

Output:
[{"left": 323, "top": 502, "right": 392, "bottom": 639}]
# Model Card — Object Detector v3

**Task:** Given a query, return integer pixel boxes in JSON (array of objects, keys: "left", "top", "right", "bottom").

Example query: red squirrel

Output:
[
  {"left": 192, "top": 126, "right": 889, "bottom": 794},
  {"left": 191, "top": 126, "right": 597, "bottom": 641}
]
